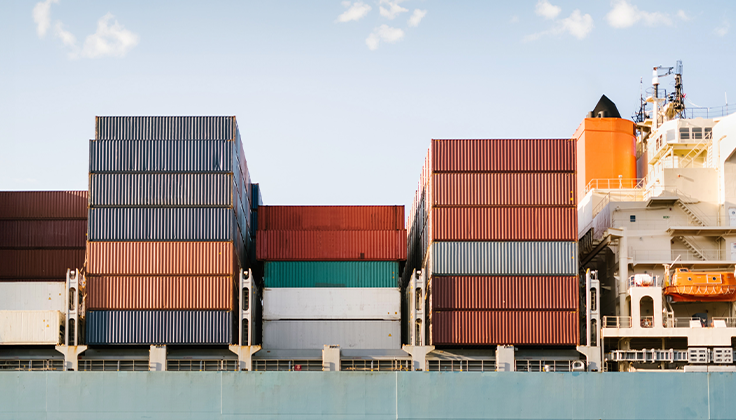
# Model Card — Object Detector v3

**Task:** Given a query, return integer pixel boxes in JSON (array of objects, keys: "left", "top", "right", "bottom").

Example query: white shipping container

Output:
[
  {"left": 0, "top": 282, "right": 65, "bottom": 311},
  {"left": 262, "top": 320, "right": 400, "bottom": 350},
  {"left": 0, "top": 311, "right": 63, "bottom": 345},
  {"left": 262, "top": 288, "right": 400, "bottom": 320}
]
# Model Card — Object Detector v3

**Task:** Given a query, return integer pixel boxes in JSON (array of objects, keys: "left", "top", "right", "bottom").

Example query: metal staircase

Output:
[
  {"left": 679, "top": 136, "right": 711, "bottom": 168},
  {"left": 677, "top": 236, "right": 707, "bottom": 261},
  {"left": 675, "top": 200, "right": 706, "bottom": 226}
]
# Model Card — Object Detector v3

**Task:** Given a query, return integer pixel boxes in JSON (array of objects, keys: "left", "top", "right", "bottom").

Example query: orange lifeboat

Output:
[{"left": 664, "top": 268, "right": 736, "bottom": 302}]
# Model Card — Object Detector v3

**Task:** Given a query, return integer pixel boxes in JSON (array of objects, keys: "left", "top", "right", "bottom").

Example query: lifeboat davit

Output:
[{"left": 664, "top": 268, "right": 736, "bottom": 302}]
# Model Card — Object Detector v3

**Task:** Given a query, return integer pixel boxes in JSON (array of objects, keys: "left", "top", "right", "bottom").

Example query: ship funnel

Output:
[{"left": 588, "top": 95, "right": 621, "bottom": 119}]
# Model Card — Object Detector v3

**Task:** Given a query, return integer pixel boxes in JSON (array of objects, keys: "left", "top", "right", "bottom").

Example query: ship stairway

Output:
[
  {"left": 609, "top": 349, "right": 689, "bottom": 363},
  {"left": 675, "top": 200, "right": 707, "bottom": 226},
  {"left": 680, "top": 134, "right": 712, "bottom": 169},
  {"left": 677, "top": 236, "right": 707, "bottom": 260}
]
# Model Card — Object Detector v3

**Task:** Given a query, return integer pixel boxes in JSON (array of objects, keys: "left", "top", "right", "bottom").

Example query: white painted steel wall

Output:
[
  {"left": 263, "top": 288, "right": 400, "bottom": 320},
  {"left": 262, "top": 320, "right": 401, "bottom": 349},
  {"left": 0, "top": 282, "right": 65, "bottom": 311},
  {"left": 0, "top": 311, "right": 62, "bottom": 344}
]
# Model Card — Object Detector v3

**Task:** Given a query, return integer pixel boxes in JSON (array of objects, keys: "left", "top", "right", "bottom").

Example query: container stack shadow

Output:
[
  {"left": 257, "top": 206, "right": 407, "bottom": 350},
  {"left": 0, "top": 191, "right": 87, "bottom": 345},
  {"left": 403, "top": 139, "right": 579, "bottom": 346},
  {"left": 85, "top": 116, "right": 254, "bottom": 345}
]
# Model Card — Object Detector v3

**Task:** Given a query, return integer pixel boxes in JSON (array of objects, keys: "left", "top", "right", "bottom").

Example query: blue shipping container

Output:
[
  {"left": 88, "top": 207, "right": 238, "bottom": 242},
  {"left": 89, "top": 140, "right": 234, "bottom": 173},
  {"left": 95, "top": 116, "right": 235, "bottom": 141},
  {"left": 263, "top": 261, "right": 400, "bottom": 288},
  {"left": 86, "top": 310, "right": 233, "bottom": 345}
]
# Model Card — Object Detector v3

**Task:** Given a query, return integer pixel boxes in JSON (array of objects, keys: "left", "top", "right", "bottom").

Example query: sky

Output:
[{"left": 1, "top": 0, "right": 735, "bottom": 208}]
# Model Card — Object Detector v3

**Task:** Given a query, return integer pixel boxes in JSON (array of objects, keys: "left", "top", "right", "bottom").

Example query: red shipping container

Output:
[
  {"left": 0, "top": 220, "right": 87, "bottom": 248},
  {"left": 430, "top": 139, "right": 576, "bottom": 173},
  {"left": 256, "top": 230, "right": 407, "bottom": 261},
  {"left": 86, "top": 276, "right": 234, "bottom": 310},
  {"left": 0, "top": 249, "right": 85, "bottom": 279},
  {"left": 86, "top": 242, "right": 240, "bottom": 275},
  {"left": 430, "top": 310, "right": 579, "bottom": 346},
  {"left": 429, "top": 207, "right": 577, "bottom": 241},
  {"left": 258, "top": 206, "right": 404, "bottom": 231},
  {"left": 0, "top": 191, "right": 88, "bottom": 219},
  {"left": 430, "top": 276, "right": 578, "bottom": 311},
  {"left": 430, "top": 172, "right": 576, "bottom": 207}
]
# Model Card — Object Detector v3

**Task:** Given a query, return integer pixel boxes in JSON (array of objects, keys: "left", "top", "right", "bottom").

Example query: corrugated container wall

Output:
[
  {"left": 0, "top": 191, "right": 88, "bottom": 219},
  {"left": 430, "top": 276, "right": 578, "bottom": 311},
  {"left": 85, "top": 276, "right": 234, "bottom": 310},
  {"left": 89, "top": 140, "right": 234, "bottom": 173},
  {"left": 430, "top": 139, "right": 576, "bottom": 173},
  {"left": 85, "top": 310, "right": 233, "bottom": 345},
  {"left": 0, "top": 220, "right": 86, "bottom": 248},
  {"left": 430, "top": 172, "right": 576, "bottom": 206},
  {"left": 262, "top": 320, "right": 401, "bottom": 350},
  {"left": 263, "top": 261, "right": 399, "bottom": 288},
  {"left": 0, "top": 311, "right": 62, "bottom": 344},
  {"left": 258, "top": 206, "right": 404, "bottom": 231},
  {"left": 263, "top": 288, "right": 400, "bottom": 320},
  {"left": 430, "top": 310, "right": 578, "bottom": 346},
  {"left": 256, "top": 231, "right": 407, "bottom": 261},
  {"left": 0, "top": 282, "right": 65, "bottom": 311},
  {"left": 0, "top": 249, "right": 85, "bottom": 280}
]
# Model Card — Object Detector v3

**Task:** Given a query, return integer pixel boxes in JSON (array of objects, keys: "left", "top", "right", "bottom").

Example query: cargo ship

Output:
[{"left": 2, "top": 61, "right": 736, "bottom": 419}]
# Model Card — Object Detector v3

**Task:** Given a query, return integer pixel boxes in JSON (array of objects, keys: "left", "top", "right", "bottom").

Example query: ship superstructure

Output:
[{"left": 578, "top": 61, "right": 736, "bottom": 371}]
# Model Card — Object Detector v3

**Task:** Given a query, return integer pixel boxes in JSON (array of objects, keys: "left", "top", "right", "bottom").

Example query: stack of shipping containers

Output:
[
  {"left": 257, "top": 206, "right": 406, "bottom": 349},
  {"left": 404, "top": 139, "right": 579, "bottom": 346},
  {"left": 0, "top": 191, "right": 87, "bottom": 345},
  {"left": 85, "top": 116, "right": 253, "bottom": 345}
]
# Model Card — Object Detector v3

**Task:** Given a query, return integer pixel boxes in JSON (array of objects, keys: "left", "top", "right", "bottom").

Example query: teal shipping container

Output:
[{"left": 263, "top": 261, "right": 399, "bottom": 288}]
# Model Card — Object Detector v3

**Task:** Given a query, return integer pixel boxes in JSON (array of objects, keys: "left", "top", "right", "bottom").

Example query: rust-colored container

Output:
[
  {"left": 429, "top": 207, "right": 577, "bottom": 241},
  {"left": 0, "top": 249, "right": 85, "bottom": 279},
  {"left": 0, "top": 191, "right": 88, "bottom": 219},
  {"left": 431, "top": 139, "right": 576, "bottom": 173},
  {"left": 0, "top": 220, "right": 87, "bottom": 249},
  {"left": 431, "top": 310, "right": 579, "bottom": 346},
  {"left": 430, "top": 173, "right": 576, "bottom": 206},
  {"left": 86, "top": 242, "right": 239, "bottom": 275},
  {"left": 430, "top": 276, "right": 578, "bottom": 311},
  {"left": 256, "top": 231, "right": 407, "bottom": 261},
  {"left": 258, "top": 206, "right": 405, "bottom": 231},
  {"left": 86, "top": 276, "right": 234, "bottom": 310}
]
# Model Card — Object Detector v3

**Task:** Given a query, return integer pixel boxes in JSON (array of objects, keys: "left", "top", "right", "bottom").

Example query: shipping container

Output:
[
  {"left": 86, "top": 276, "right": 234, "bottom": 310},
  {"left": 263, "top": 261, "right": 399, "bottom": 288},
  {"left": 0, "top": 191, "right": 87, "bottom": 220},
  {"left": 430, "top": 310, "right": 578, "bottom": 346},
  {"left": 256, "top": 230, "right": 407, "bottom": 261},
  {"left": 262, "top": 320, "right": 400, "bottom": 350},
  {"left": 428, "top": 207, "right": 577, "bottom": 241},
  {"left": 89, "top": 140, "right": 234, "bottom": 173},
  {"left": 0, "top": 311, "right": 62, "bottom": 344},
  {"left": 89, "top": 173, "right": 242, "bottom": 207},
  {"left": 429, "top": 276, "right": 578, "bottom": 311},
  {"left": 430, "top": 172, "right": 576, "bottom": 206},
  {"left": 0, "top": 282, "right": 65, "bottom": 311},
  {"left": 86, "top": 242, "right": 239, "bottom": 275},
  {"left": 0, "top": 249, "right": 85, "bottom": 279},
  {"left": 85, "top": 310, "right": 233, "bottom": 345},
  {"left": 426, "top": 241, "right": 577, "bottom": 276},
  {"left": 258, "top": 206, "right": 404, "bottom": 231},
  {"left": 263, "top": 288, "right": 400, "bottom": 320},
  {"left": 430, "top": 139, "right": 576, "bottom": 173},
  {"left": 95, "top": 116, "right": 235, "bottom": 141},
  {"left": 251, "top": 183, "right": 263, "bottom": 210},
  {"left": 0, "top": 220, "right": 86, "bottom": 248},
  {"left": 87, "top": 207, "right": 238, "bottom": 242}
]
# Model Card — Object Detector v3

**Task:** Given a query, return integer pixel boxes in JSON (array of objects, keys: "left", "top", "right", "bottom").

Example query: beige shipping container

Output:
[{"left": 0, "top": 311, "right": 63, "bottom": 345}]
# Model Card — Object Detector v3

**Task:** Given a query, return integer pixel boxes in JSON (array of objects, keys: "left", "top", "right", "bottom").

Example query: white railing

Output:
[
  {"left": 603, "top": 316, "right": 632, "bottom": 328},
  {"left": 586, "top": 178, "right": 642, "bottom": 194},
  {"left": 711, "top": 317, "right": 736, "bottom": 328}
]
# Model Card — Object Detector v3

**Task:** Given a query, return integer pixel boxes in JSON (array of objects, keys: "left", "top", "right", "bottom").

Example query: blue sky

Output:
[{"left": 1, "top": 1, "right": 734, "bottom": 207}]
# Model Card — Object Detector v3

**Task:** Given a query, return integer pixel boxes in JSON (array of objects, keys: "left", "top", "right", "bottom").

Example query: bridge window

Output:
[
  {"left": 679, "top": 127, "right": 690, "bottom": 140},
  {"left": 630, "top": 215, "right": 636, "bottom": 222}
]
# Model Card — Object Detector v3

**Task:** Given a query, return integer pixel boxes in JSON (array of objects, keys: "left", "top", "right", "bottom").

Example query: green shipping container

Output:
[{"left": 263, "top": 261, "right": 399, "bottom": 288}]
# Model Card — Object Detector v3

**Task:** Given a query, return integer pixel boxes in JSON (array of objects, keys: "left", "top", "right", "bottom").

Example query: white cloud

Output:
[
  {"left": 77, "top": 13, "right": 139, "bottom": 59},
  {"left": 714, "top": 20, "right": 729, "bottom": 37},
  {"left": 535, "top": 0, "right": 561, "bottom": 20},
  {"left": 525, "top": 9, "right": 593, "bottom": 41},
  {"left": 407, "top": 9, "right": 427, "bottom": 27},
  {"left": 379, "top": 0, "right": 408, "bottom": 20},
  {"left": 606, "top": 0, "right": 671, "bottom": 28},
  {"left": 336, "top": 1, "right": 372, "bottom": 23},
  {"left": 365, "top": 24, "right": 404, "bottom": 50},
  {"left": 32, "top": 0, "right": 58, "bottom": 38},
  {"left": 677, "top": 10, "right": 690, "bottom": 21},
  {"left": 54, "top": 21, "right": 76, "bottom": 48}
]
